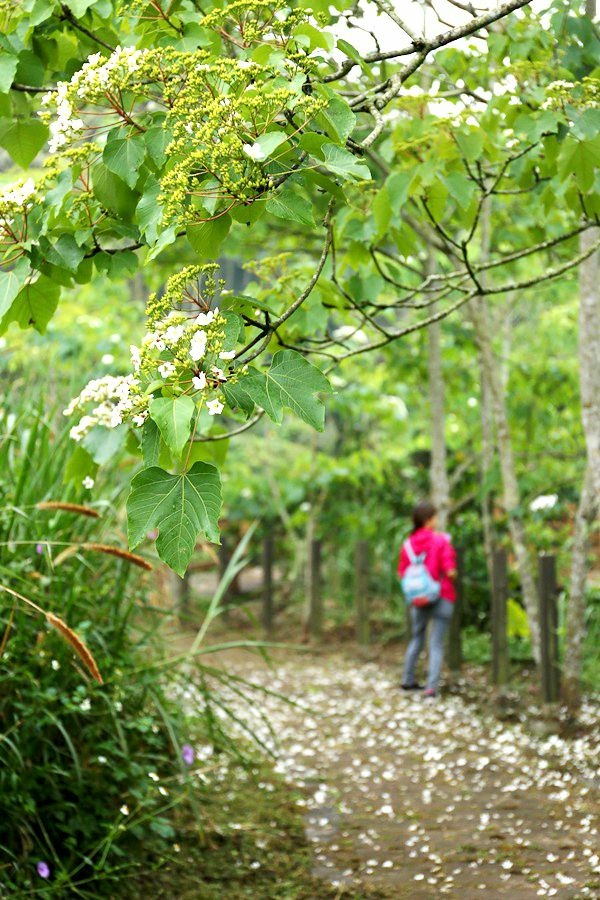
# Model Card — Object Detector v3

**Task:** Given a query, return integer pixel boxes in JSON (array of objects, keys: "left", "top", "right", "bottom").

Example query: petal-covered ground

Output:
[{"left": 200, "top": 652, "right": 600, "bottom": 898}]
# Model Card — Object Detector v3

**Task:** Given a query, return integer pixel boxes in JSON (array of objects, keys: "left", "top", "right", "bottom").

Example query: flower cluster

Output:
[
  {"left": 64, "top": 267, "right": 240, "bottom": 444},
  {"left": 0, "top": 178, "right": 37, "bottom": 234},
  {"left": 64, "top": 374, "right": 142, "bottom": 441},
  {"left": 40, "top": 46, "right": 149, "bottom": 152},
  {"left": 541, "top": 76, "right": 600, "bottom": 110}
]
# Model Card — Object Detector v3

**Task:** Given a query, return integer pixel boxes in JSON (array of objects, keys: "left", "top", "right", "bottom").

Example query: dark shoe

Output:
[{"left": 401, "top": 683, "right": 423, "bottom": 691}]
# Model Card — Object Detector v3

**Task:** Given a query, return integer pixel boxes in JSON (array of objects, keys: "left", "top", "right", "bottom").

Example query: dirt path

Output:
[{"left": 200, "top": 650, "right": 600, "bottom": 898}]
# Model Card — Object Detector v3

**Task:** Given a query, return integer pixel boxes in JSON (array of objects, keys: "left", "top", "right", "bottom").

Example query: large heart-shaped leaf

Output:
[
  {"left": 149, "top": 396, "right": 195, "bottom": 458},
  {"left": 127, "top": 462, "right": 222, "bottom": 576},
  {"left": 224, "top": 350, "right": 332, "bottom": 430},
  {"left": 0, "top": 259, "right": 31, "bottom": 323},
  {"left": 1, "top": 274, "right": 60, "bottom": 334}
]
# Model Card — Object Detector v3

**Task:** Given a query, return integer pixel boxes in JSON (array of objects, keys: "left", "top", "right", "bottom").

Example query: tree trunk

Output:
[
  {"left": 563, "top": 465, "right": 596, "bottom": 707},
  {"left": 563, "top": 226, "right": 600, "bottom": 707},
  {"left": 477, "top": 199, "right": 496, "bottom": 584},
  {"left": 578, "top": 228, "right": 600, "bottom": 501},
  {"left": 470, "top": 300, "right": 540, "bottom": 661},
  {"left": 427, "top": 253, "right": 450, "bottom": 530}
]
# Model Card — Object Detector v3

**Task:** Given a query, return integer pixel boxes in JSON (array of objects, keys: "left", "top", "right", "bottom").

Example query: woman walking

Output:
[{"left": 398, "top": 501, "right": 457, "bottom": 698}]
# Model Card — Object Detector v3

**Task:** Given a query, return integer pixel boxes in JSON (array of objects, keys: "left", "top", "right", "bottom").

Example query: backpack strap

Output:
[
  {"left": 404, "top": 538, "right": 417, "bottom": 564},
  {"left": 404, "top": 538, "right": 426, "bottom": 564}
]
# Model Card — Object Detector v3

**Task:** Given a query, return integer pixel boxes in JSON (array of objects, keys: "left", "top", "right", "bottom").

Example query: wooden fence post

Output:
[
  {"left": 539, "top": 554, "right": 560, "bottom": 702},
  {"left": 355, "top": 540, "right": 370, "bottom": 646},
  {"left": 447, "top": 547, "right": 463, "bottom": 672},
  {"left": 262, "top": 534, "right": 274, "bottom": 634},
  {"left": 307, "top": 538, "right": 323, "bottom": 639},
  {"left": 491, "top": 548, "right": 509, "bottom": 686}
]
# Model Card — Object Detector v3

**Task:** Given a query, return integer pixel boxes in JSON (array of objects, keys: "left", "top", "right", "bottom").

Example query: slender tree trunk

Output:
[
  {"left": 477, "top": 199, "right": 495, "bottom": 584},
  {"left": 563, "top": 226, "right": 600, "bottom": 707},
  {"left": 470, "top": 300, "right": 541, "bottom": 661},
  {"left": 563, "top": 466, "right": 597, "bottom": 707},
  {"left": 427, "top": 256, "right": 450, "bottom": 530},
  {"left": 578, "top": 228, "right": 600, "bottom": 500}
]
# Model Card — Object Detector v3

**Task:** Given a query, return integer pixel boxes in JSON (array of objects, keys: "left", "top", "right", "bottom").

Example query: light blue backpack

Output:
[{"left": 401, "top": 538, "right": 441, "bottom": 608}]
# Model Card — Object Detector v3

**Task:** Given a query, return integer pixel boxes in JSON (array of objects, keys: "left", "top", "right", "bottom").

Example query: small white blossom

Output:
[
  {"left": 51, "top": 659, "right": 60, "bottom": 671},
  {"left": 207, "top": 398, "right": 224, "bottom": 416},
  {"left": 189, "top": 330, "right": 208, "bottom": 361},
  {"left": 192, "top": 372, "right": 207, "bottom": 391},
  {"left": 82, "top": 476, "right": 95, "bottom": 490},
  {"left": 119, "top": 804, "right": 129, "bottom": 815},
  {"left": 158, "top": 361, "right": 176, "bottom": 379},
  {"left": 211, "top": 366, "right": 227, "bottom": 382},
  {"left": 242, "top": 142, "right": 266, "bottom": 162},
  {"left": 218, "top": 350, "right": 236, "bottom": 360},
  {"left": 80, "top": 698, "right": 91, "bottom": 712},
  {"left": 130, "top": 345, "right": 141, "bottom": 371}
]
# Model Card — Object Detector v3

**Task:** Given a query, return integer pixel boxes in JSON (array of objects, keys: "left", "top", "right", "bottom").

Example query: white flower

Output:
[
  {"left": 82, "top": 476, "right": 95, "bottom": 490},
  {"left": 207, "top": 398, "right": 224, "bottom": 416},
  {"left": 148, "top": 772, "right": 160, "bottom": 782},
  {"left": 80, "top": 698, "right": 91, "bottom": 712},
  {"left": 119, "top": 804, "right": 129, "bottom": 815},
  {"left": 130, "top": 345, "right": 141, "bottom": 371},
  {"left": 530, "top": 494, "right": 558, "bottom": 512},
  {"left": 192, "top": 372, "right": 207, "bottom": 391},
  {"left": 218, "top": 350, "right": 236, "bottom": 360},
  {"left": 114, "top": 701, "right": 123, "bottom": 712},
  {"left": 158, "top": 361, "right": 176, "bottom": 379},
  {"left": 97, "top": 755, "right": 108, "bottom": 764},
  {"left": 51, "top": 659, "right": 60, "bottom": 670},
  {"left": 211, "top": 366, "right": 227, "bottom": 382},
  {"left": 189, "top": 330, "right": 207, "bottom": 361},
  {"left": 237, "top": 60, "right": 254, "bottom": 69},
  {"left": 163, "top": 324, "right": 186, "bottom": 345},
  {"left": 101, "top": 353, "right": 114, "bottom": 365},
  {"left": 132, "top": 411, "right": 148, "bottom": 427},
  {"left": 195, "top": 311, "right": 214, "bottom": 326},
  {"left": 242, "top": 142, "right": 266, "bottom": 162}
]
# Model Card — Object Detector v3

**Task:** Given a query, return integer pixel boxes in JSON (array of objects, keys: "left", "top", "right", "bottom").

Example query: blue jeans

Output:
[{"left": 402, "top": 599, "right": 454, "bottom": 692}]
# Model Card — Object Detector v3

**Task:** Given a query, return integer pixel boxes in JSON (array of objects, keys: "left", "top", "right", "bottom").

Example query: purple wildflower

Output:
[
  {"left": 181, "top": 743, "right": 195, "bottom": 766},
  {"left": 37, "top": 861, "right": 50, "bottom": 879},
  {"left": 35, "top": 543, "right": 44, "bottom": 555}
]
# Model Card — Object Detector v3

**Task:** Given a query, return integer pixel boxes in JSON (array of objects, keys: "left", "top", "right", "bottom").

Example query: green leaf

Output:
[
  {"left": 82, "top": 425, "right": 128, "bottom": 465},
  {"left": 127, "top": 462, "right": 222, "bottom": 576},
  {"left": 314, "top": 85, "right": 356, "bottom": 143},
  {"left": 64, "top": 446, "right": 98, "bottom": 486},
  {"left": 224, "top": 350, "right": 332, "bottom": 430},
  {"left": 559, "top": 136, "right": 600, "bottom": 193},
  {"left": 0, "top": 259, "right": 30, "bottom": 321},
  {"left": 253, "top": 131, "right": 288, "bottom": 158},
  {"left": 62, "top": 0, "right": 97, "bottom": 14},
  {"left": 91, "top": 162, "right": 138, "bottom": 220},
  {"left": 386, "top": 171, "right": 412, "bottom": 209},
  {"left": 443, "top": 172, "right": 476, "bottom": 210},
  {"left": 145, "top": 124, "right": 172, "bottom": 167},
  {"left": 455, "top": 130, "right": 483, "bottom": 162},
  {"left": 186, "top": 213, "right": 232, "bottom": 259},
  {"left": 1, "top": 274, "right": 60, "bottom": 334},
  {"left": 320, "top": 143, "right": 370, "bottom": 181},
  {"left": 266, "top": 185, "right": 315, "bottom": 226},
  {"left": 0, "top": 119, "right": 48, "bottom": 167},
  {"left": 141, "top": 417, "right": 161, "bottom": 467},
  {"left": 103, "top": 135, "right": 146, "bottom": 189},
  {"left": 0, "top": 53, "right": 18, "bottom": 93},
  {"left": 148, "top": 396, "right": 195, "bottom": 458}
]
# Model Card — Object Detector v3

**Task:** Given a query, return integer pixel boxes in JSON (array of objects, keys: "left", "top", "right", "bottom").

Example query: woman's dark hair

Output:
[{"left": 412, "top": 500, "right": 437, "bottom": 532}]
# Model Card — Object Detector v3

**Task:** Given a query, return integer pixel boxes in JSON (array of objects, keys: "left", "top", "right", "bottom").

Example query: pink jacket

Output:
[{"left": 398, "top": 527, "right": 457, "bottom": 602}]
